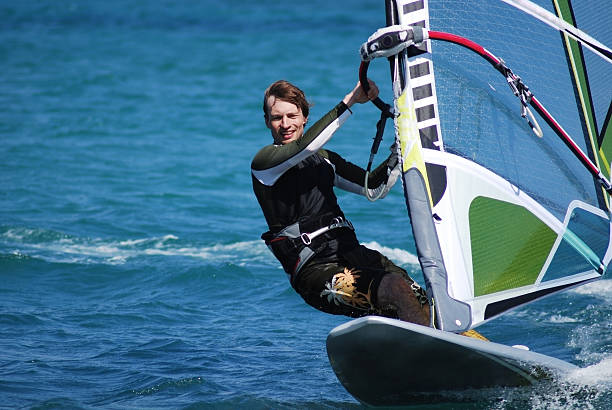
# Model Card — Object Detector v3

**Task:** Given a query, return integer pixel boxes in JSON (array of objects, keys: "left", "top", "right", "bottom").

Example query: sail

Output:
[{"left": 383, "top": 0, "right": 612, "bottom": 331}]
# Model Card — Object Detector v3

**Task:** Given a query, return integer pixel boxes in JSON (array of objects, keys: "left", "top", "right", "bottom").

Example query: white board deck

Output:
[{"left": 326, "top": 316, "right": 577, "bottom": 406}]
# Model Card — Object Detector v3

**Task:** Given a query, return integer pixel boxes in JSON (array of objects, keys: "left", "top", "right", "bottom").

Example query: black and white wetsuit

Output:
[{"left": 251, "top": 101, "right": 410, "bottom": 317}]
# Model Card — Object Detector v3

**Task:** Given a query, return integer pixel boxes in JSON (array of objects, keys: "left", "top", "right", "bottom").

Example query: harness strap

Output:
[
  {"left": 262, "top": 216, "right": 355, "bottom": 279},
  {"left": 300, "top": 217, "right": 353, "bottom": 245}
]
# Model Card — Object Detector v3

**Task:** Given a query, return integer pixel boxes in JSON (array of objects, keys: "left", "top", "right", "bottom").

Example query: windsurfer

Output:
[{"left": 251, "top": 79, "right": 430, "bottom": 326}]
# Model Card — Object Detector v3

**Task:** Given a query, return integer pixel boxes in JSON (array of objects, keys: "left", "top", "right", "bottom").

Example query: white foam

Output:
[
  {"left": 118, "top": 235, "right": 178, "bottom": 247},
  {"left": 3, "top": 228, "right": 35, "bottom": 240},
  {"left": 547, "top": 314, "right": 578, "bottom": 324},
  {"left": 2, "top": 227, "right": 271, "bottom": 266},
  {"left": 142, "top": 240, "right": 270, "bottom": 262},
  {"left": 565, "top": 356, "right": 612, "bottom": 386},
  {"left": 570, "top": 279, "right": 612, "bottom": 299},
  {"left": 361, "top": 241, "right": 419, "bottom": 267}
]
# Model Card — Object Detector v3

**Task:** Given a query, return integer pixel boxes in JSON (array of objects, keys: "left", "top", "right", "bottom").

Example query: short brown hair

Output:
[{"left": 263, "top": 80, "right": 311, "bottom": 121}]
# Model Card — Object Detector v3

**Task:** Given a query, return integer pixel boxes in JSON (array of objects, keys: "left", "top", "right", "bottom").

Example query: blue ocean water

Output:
[{"left": 1, "top": 1, "right": 611, "bottom": 408}]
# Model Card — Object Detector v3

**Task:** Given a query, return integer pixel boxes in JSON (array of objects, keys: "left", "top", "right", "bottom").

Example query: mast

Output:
[{"left": 382, "top": 0, "right": 473, "bottom": 332}]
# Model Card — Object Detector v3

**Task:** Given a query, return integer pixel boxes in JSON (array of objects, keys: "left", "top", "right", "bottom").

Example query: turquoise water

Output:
[{"left": 1, "top": 1, "right": 611, "bottom": 408}]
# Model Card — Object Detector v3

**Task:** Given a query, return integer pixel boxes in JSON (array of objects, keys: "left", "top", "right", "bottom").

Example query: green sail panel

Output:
[{"left": 469, "top": 197, "right": 557, "bottom": 296}]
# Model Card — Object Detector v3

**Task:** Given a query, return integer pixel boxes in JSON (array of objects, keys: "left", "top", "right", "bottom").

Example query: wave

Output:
[
  {"left": 547, "top": 315, "right": 578, "bottom": 324},
  {"left": 1, "top": 227, "right": 419, "bottom": 270},
  {"left": 0, "top": 226, "right": 271, "bottom": 267},
  {"left": 569, "top": 278, "right": 612, "bottom": 300},
  {"left": 566, "top": 357, "right": 612, "bottom": 387},
  {"left": 361, "top": 241, "right": 420, "bottom": 268}
]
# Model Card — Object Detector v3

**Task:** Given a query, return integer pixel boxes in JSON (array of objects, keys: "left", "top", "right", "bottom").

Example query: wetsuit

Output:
[{"left": 252, "top": 101, "right": 421, "bottom": 318}]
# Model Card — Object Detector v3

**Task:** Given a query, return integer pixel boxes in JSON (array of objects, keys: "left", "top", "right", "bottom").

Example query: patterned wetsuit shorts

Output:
[{"left": 292, "top": 243, "right": 426, "bottom": 318}]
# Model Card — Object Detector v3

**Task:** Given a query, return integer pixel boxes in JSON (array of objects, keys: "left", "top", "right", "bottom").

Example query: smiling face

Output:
[{"left": 265, "top": 96, "right": 308, "bottom": 145}]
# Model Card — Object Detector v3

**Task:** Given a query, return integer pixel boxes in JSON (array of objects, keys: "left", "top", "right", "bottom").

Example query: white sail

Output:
[{"left": 386, "top": 0, "right": 612, "bottom": 331}]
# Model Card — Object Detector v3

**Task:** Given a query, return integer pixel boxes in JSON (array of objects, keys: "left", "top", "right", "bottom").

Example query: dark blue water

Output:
[{"left": 1, "top": 1, "right": 610, "bottom": 408}]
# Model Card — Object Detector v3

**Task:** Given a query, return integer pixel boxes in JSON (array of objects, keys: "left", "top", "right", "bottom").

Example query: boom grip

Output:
[{"left": 359, "top": 61, "right": 391, "bottom": 113}]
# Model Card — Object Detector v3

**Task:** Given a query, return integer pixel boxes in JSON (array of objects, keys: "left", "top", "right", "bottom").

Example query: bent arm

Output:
[{"left": 322, "top": 148, "right": 400, "bottom": 198}]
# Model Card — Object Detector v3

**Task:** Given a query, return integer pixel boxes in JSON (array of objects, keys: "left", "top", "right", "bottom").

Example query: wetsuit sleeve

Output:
[
  {"left": 321, "top": 146, "right": 400, "bottom": 198},
  {"left": 251, "top": 102, "right": 352, "bottom": 186}
]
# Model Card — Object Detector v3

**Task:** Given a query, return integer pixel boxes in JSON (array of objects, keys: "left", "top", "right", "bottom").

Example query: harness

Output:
[{"left": 261, "top": 216, "right": 354, "bottom": 283}]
